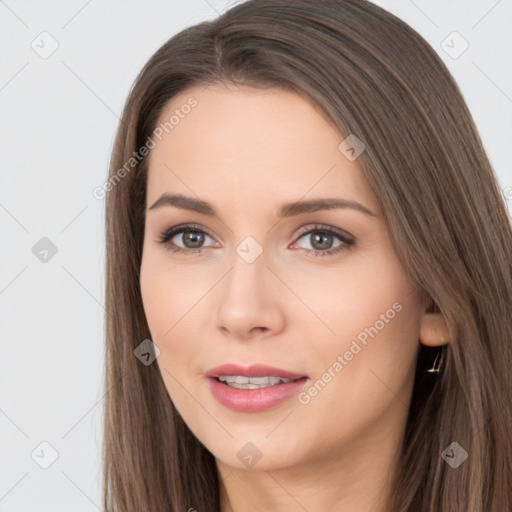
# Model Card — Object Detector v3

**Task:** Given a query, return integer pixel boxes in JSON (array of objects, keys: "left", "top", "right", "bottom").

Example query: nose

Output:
[{"left": 215, "top": 246, "right": 285, "bottom": 340}]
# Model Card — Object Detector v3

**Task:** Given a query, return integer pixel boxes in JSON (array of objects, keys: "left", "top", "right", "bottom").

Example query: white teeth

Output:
[
  {"left": 217, "top": 375, "right": 295, "bottom": 389},
  {"left": 247, "top": 376, "right": 272, "bottom": 385}
]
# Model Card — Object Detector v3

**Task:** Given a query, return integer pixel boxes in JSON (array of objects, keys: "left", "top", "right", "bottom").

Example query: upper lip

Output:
[{"left": 205, "top": 363, "right": 308, "bottom": 380}]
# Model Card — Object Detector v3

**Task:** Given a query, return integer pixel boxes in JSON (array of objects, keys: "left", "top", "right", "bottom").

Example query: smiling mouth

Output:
[
  {"left": 207, "top": 370, "right": 309, "bottom": 412},
  {"left": 215, "top": 375, "right": 305, "bottom": 389}
]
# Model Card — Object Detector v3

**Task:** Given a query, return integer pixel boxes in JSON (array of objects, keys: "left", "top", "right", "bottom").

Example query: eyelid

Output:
[
  {"left": 288, "top": 224, "right": 355, "bottom": 256},
  {"left": 156, "top": 222, "right": 218, "bottom": 247},
  {"left": 156, "top": 222, "right": 355, "bottom": 256},
  {"left": 293, "top": 223, "right": 354, "bottom": 243}
]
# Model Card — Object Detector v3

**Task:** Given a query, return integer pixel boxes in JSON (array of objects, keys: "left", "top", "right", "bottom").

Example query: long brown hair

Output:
[{"left": 102, "top": 1, "right": 512, "bottom": 510}]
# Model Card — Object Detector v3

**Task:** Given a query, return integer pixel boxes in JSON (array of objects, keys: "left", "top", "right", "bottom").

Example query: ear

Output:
[{"left": 419, "top": 298, "right": 450, "bottom": 347}]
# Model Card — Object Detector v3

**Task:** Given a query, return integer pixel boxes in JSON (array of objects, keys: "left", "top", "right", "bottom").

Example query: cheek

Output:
[
  {"left": 298, "top": 250, "right": 421, "bottom": 386},
  {"left": 288, "top": 252, "right": 415, "bottom": 342},
  {"left": 139, "top": 251, "right": 209, "bottom": 377},
  {"left": 140, "top": 263, "right": 170, "bottom": 339},
  {"left": 140, "top": 256, "right": 202, "bottom": 411},
  {"left": 140, "top": 250, "right": 204, "bottom": 339},
  {"left": 292, "top": 269, "right": 421, "bottom": 448}
]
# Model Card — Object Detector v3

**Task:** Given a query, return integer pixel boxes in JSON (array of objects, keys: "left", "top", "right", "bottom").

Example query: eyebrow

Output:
[{"left": 148, "top": 193, "right": 376, "bottom": 218}]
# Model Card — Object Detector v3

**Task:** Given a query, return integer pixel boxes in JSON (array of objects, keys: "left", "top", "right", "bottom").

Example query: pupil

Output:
[
  {"left": 312, "top": 232, "right": 332, "bottom": 250},
  {"left": 184, "top": 231, "right": 204, "bottom": 248}
]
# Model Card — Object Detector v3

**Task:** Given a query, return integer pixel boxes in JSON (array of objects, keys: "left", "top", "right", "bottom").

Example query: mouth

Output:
[
  {"left": 215, "top": 375, "right": 302, "bottom": 389},
  {"left": 205, "top": 363, "right": 309, "bottom": 412},
  {"left": 206, "top": 363, "right": 308, "bottom": 381}
]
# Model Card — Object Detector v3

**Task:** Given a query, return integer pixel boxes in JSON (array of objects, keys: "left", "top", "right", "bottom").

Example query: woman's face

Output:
[{"left": 140, "top": 83, "right": 426, "bottom": 472}]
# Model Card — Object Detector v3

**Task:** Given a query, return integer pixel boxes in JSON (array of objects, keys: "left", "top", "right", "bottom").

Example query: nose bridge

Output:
[
  {"left": 224, "top": 235, "right": 269, "bottom": 300},
  {"left": 215, "top": 231, "right": 284, "bottom": 336}
]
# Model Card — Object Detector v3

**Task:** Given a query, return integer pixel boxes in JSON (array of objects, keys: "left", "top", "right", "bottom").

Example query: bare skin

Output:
[{"left": 139, "top": 83, "right": 449, "bottom": 512}]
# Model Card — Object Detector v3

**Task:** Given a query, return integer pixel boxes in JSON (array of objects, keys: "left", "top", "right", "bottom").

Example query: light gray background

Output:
[{"left": 0, "top": 0, "right": 510, "bottom": 510}]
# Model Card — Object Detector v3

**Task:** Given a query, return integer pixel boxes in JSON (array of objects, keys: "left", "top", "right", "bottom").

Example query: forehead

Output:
[{"left": 145, "top": 84, "right": 379, "bottom": 215}]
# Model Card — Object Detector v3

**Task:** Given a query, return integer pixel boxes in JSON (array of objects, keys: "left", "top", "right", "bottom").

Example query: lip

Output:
[
  {"left": 205, "top": 363, "right": 308, "bottom": 380},
  {"left": 205, "top": 363, "right": 309, "bottom": 412}
]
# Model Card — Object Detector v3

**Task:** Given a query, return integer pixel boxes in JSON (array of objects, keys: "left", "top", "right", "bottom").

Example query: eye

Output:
[
  {"left": 156, "top": 223, "right": 355, "bottom": 257},
  {"left": 291, "top": 224, "right": 355, "bottom": 257},
  {"left": 156, "top": 223, "right": 218, "bottom": 255}
]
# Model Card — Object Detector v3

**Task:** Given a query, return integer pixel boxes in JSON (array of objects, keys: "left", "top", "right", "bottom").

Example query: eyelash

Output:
[{"left": 156, "top": 223, "right": 355, "bottom": 258}]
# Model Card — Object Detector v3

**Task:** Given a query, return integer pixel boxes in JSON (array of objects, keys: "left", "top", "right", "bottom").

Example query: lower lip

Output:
[{"left": 207, "top": 377, "right": 309, "bottom": 412}]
